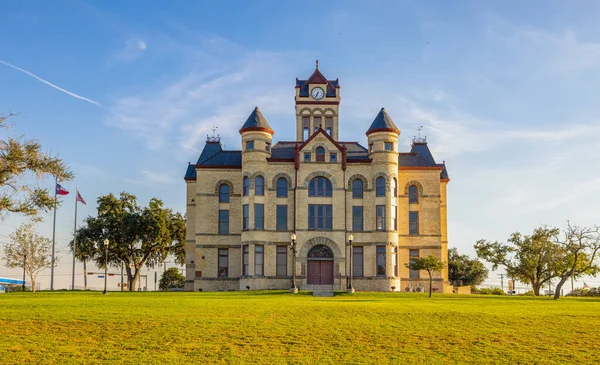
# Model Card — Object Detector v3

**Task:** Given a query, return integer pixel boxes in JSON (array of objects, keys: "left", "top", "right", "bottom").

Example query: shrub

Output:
[
  {"left": 491, "top": 288, "right": 505, "bottom": 295},
  {"left": 520, "top": 290, "right": 535, "bottom": 296}
]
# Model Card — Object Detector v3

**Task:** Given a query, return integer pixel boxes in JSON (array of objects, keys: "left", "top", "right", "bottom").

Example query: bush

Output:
[
  {"left": 520, "top": 290, "right": 535, "bottom": 296},
  {"left": 473, "top": 287, "right": 504, "bottom": 295},
  {"left": 568, "top": 287, "right": 600, "bottom": 297},
  {"left": 491, "top": 288, "right": 505, "bottom": 295}
]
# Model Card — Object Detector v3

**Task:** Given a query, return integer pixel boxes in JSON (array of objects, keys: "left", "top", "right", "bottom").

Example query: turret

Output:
[
  {"left": 239, "top": 107, "right": 274, "bottom": 163},
  {"left": 366, "top": 108, "right": 400, "bottom": 162}
]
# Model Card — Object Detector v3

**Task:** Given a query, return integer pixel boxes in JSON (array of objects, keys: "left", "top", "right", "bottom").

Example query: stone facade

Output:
[{"left": 184, "top": 63, "right": 451, "bottom": 293}]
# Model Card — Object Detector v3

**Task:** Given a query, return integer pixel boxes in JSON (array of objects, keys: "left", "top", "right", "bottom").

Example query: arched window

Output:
[
  {"left": 219, "top": 184, "right": 230, "bottom": 203},
  {"left": 309, "top": 177, "right": 332, "bottom": 197},
  {"left": 376, "top": 177, "right": 386, "bottom": 197},
  {"left": 352, "top": 179, "right": 363, "bottom": 199},
  {"left": 408, "top": 185, "right": 419, "bottom": 203},
  {"left": 391, "top": 178, "right": 397, "bottom": 197},
  {"left": 277, "top": 177, "right": 288, "bottom": 198},
  {"left": 255, "top": 176, "right": 264, "bottom": 196},
  {"left": 243, "top": 177, "right": 250, "bottom": 196},
  {"left": 316, "top": 147, "right": 325, "bottom": 162}
]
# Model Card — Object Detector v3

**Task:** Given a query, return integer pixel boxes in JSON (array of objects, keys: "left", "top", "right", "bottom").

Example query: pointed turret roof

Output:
[
  {"left": 366, "top": 108, "right": 400, "bottom": 136},
  {"left": 239, "top": 107, "right": 274, "bottom": 135}
]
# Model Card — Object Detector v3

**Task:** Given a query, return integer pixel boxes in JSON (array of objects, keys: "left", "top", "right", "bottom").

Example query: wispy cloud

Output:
[
  {"left": 108, "top": 38, "right": 148, "bottom": 64},
  {"left": 0, "top": 59, "right": 101, "bottom": 106},
  {"left": 124, "top": 169, "right": 178, "bottom": 187}
]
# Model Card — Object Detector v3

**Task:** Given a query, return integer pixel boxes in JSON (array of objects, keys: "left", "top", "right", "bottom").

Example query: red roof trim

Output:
[
  {"left": 298, "top": 127, "right": 343, "bottom": 152},
  {"left": 266, "top": 158, "right": 294, "bottom": 162},
  {"left": 366, "top": 127, "right": 400, "bottom": 136},
  {"left": 238, "top": 126, "right": 275, "bottom": 135}
]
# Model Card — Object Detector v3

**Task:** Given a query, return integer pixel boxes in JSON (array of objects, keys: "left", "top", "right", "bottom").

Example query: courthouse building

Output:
[{"left": 184, "top": 63, "right": 451, "bottom": 293}]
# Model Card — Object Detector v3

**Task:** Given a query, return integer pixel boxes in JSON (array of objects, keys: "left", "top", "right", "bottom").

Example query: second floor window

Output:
[
  {"left": 242, "top": 204, "right": 249, "bottom": 230},
  {"left": 309, "top": 177, "right": 332, "bottom": 197},
  {"left": 376, "top": 205, "right": 386, "bottom": 231},
  {"left": 219, "top": 184, "right": 230, "bottom": 203},
  {"left": 243, "top": 177, "right": 250, "bottom": 196},
  {"left": 276, "top": 205, "right": 287, "bottom": 231},
  {"left": 391, "top": 178, "right": 397, "bottom": 197},
  {"left": 409, "top": 211, "right": 419, "bottom": 235},
  {"left": 218, "top": 210, "right": 229, "bottom": 234},
  {"left": 352, "top": 206, "right": 363, "bottom": 232},
  {"left": 277, "top": 178, "right": 288, "bottom": 197},
  {"left": 255, "top": 176, "right": 264, "bottom": 196},
  {"left": 255, "top": 204, "right": 264, "bottom": 230},
  {"left": 316, "top": 147, "right": 325, "bottom": 162},
  {"left": 308, "top": 204, "right": 332, "bottom": 230},
  {"left": 376, "top": 177, "right": 386, "bottom": 197}
]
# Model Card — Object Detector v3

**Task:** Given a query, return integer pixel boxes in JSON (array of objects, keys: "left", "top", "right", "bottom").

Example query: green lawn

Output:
[{"left": 1, "top": 291, "right": 599, "bottom": 364}]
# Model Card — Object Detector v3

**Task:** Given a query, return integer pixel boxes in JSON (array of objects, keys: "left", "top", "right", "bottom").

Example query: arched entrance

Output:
[{"left": 307, "top": 245, "right": 334, "bottom": 285}]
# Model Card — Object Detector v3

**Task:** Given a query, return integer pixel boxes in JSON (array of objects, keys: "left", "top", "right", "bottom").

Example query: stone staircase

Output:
[{"left": 304, "top": 284, "right": 335, "bottom": 297}]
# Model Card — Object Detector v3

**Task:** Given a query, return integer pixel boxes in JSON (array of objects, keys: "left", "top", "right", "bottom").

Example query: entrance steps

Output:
[
  {"left": 313, "top": 291, "right": 334, "bottom": 297},
  {"left": 305, "top": 284, "right": 334, "bottom": 297}
]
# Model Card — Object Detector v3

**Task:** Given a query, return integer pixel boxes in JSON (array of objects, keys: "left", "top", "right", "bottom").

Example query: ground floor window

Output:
[
  {"left": 218, "top": 248, "right": 228, "bottom": 277},
  {"left": 376, "top": 246, "right": 386, "bottom": 276},
  {"left": 353, "top": 246, "right": 363, "bottom": 277},
  {"left": 243, "top": 245, "right": 249, "bottom": 276},
  {"left": 392, "top": 247, "right": 398, "bottom": 276},
  {"left": 409, "top": 249, "right": 419, "bottom": 278},
  {"left": 255, "top": 245, "right": 264, "bottom": 276},
  {"left": 276, "top": 246, "right": 287, "bottom": 276}
]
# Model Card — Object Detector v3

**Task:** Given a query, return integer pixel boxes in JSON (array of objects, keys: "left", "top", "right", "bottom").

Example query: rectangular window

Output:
[
  {"left": 247, "top": 141, "right": 254, "bottom": 151},
  {"left": 218, "top": 248, "right": 228, "bottom": 278},
  {"left": 376, "top": 246, "right": 386, "bottom": 276},
  {"left": 265, "top": 142, "right": 270, "bottom": 151},
  {"left": 325, "top": 116, "right": 333, "bottom": 130},
  {"left": 276, "top": 205, "right": 287, "bottom": 231},
  {"left": 255, "top": 204, "right": 264, "bottom": 230},
  {"left": 369, "top": 143, "right": 373, "bottom": 152},
  {"left": 392, "top": 247, "right": 398, "bottom": 277},
  {"left": 391, "top": 205, "right": 397, "bottom": 231},
  {"left": 308, "top": 204, "right": 333, "bottom": 230},
  {"left": 243, "top": 245, "right": 249, "bottom": 276},
  {"left": 303, "top": 127, "right": 309, "bottom": 141},
  {"left": 255, "top": 245, "right": 264, "bottom": 276},
  {"left": 352, "top": 206, "right": 363, "bottom": 232},
  {"left": 409, "top": 211, "right": 419, "bottom": 235},
  {"left": 326, "top": 127, "right": 332, "bottom": 136},
  {"left": 330, "top": 153, "right": 337, "bottom": 162},
  {"left": 376, "top": 205, "right": 386, "bottom": 231},
  {"left": 304, "top": 153, "right": 311, "bottom": 162},
  {"left": 384, "top": 142, "right": 393, "bottom": 151},
  {"left": 409, "top": 249, "right": 419, "bottom": 279},
  {"left": 276, "top": 246, "right": 287, "bottom": 276},
  {"left": 242, "top": 204, "right": 249, "bottom": 230},
  {"left": 218, "top": 210, "right": 229, "bottom": 234},
  {"left": 353, "top": 246, "right": 364, "bottom": 277},
  {"left": 314, "top": 126, "right": 319, "bottom": 133}
]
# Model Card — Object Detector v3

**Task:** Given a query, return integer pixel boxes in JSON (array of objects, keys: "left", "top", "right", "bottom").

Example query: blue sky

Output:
[{"left": 2, "top": 0, "right": 600, "bottom": 290}]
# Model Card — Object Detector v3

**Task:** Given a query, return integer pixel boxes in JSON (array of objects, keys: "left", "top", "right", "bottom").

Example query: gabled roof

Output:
[
  {"left": 196, "top": 141, "right": 222, "bottom": 165},
  {"left": 299, "top": 127, "right": 343, "bottom": 152},
  {"left": 296, "top": 62, "right": 339, "bottom": 97},
  {"left": 184, "top": 163, "right": 196, "bottom": 180},
  {"left": 239, "top": 107, "right": 274, "bottom": 135},
  {"left": 366, "top": 108, "right": 400, "bottom": 136},
  {"left": 410, "top": 142, "right": 435, "bottom": 165}
]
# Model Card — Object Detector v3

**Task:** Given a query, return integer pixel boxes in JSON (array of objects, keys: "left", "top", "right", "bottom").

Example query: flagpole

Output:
[
  {"left": 50, "top": 176, "right": 57, "bottom": 291},
  {"left": 72, "top": 188, "right": 78, "bottom": 290}
]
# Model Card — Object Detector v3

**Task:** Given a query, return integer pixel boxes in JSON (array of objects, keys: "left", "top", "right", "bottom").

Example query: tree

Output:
[
  {"left": 475, "top": 227, "right": 561, "bottom": 296},
  {"left": 405, "top": 255, "right": 445, "bottom": 298},
  {"left": 159, "top": 267, "right": 185, "bottom": 290},
  {"left": 0, "top": 113, "right": 73, "bottom": 217},
  {"left": 550, "top": 222, "right": 600, "bottom": 300},
  {"left": 1, "top": 222, "right": 55, "bottom": 292},
  {"left": 70, "top": 221, "right": 99, "bottom": 290},
  {"left": 75, "top": 192, "right": 185, "bottom": 291},
  {"left": 448, "top": 248, "right": 488, "bottom": 288}
]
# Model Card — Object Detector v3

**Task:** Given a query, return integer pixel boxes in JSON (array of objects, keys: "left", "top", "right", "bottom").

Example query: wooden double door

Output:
[{"left": 307, "top": 260, "right": 334, "bottom": 285}]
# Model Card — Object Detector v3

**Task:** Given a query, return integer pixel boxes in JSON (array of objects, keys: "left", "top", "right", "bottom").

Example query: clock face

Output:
[{"left": 311, "top": 87, "right": 324, "bottom": 100}]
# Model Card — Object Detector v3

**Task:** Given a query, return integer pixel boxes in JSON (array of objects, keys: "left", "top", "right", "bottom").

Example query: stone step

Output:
[{"left": 312, "top": 291, "right": 334, "bottom": 297}]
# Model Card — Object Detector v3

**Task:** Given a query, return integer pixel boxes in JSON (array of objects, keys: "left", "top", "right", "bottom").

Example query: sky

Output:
[{"left": 1, "top": 0, "right": 600, "bottom": 290}]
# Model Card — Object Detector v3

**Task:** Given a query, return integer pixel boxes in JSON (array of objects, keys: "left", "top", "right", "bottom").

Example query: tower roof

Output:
[
  {"left": 366, "top": 108, "right": 400, "bottom": 136},
  {"left": 295, "top": 61, "right": 339, "bottom": 97},
  {"left": 239, "top": 107, "right": 274, "bottom": 135}
]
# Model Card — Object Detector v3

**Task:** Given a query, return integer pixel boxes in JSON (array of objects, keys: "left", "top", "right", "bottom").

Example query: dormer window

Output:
[
  {"left": 247, "top": 141, "right": 254, "bottom": 151},
  {"left": 316, "top": 147, "right": 325, "bottom": 162}
]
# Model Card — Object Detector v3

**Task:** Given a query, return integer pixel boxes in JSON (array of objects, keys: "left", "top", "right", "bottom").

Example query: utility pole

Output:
[
  {"left": 22, "top": 253, "right": 26, "bottom": 292},
  {"left": 571, "top": 276, "right": 574, "bottom": 294},
  {"left": 498, "top": 273, "right": 504, "bottom": 292},
  {"left": 154, "top": 271, "right": 157, "bottom": 291}
]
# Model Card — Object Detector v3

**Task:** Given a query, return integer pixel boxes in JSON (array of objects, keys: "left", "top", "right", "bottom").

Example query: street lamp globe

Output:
[
  {"left": 290, "top": 233, "right": 296, "bottom": 243},
  {"left": 348, "top": 234, "right": 354, "bottom": 242}
]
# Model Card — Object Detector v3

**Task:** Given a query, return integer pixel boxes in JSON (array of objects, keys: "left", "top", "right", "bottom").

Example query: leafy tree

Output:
[
  {"left": 448, "top": 248, "right": 488, "bottom": 288},
  {"left": 1, "top": 222, "right": 55, "bottom": 292},
  {"left": 405, "top": 255, "right": 445, "bottom": 298},
  {"left": 0, "top": 113, "right": 73, "bottom": 217},
  {"left": 475, "top": 227, "right": 561, "bottom": 296},
  {"left": 159, "top": 267, "right": 185, "bottom": 290},
  {"left": 550, "top": 222, "right": 600, "bottom": 300},
  {"left": 70, "top": 221, "right": 99, "bottom": 290},
  {"left": 75, "top": 192, "right": 185, "bottom": 291}
]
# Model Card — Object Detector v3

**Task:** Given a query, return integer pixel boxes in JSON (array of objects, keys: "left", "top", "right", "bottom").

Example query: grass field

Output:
[{"left": 1, "top": 291, "right": 599, "bottom": 364}]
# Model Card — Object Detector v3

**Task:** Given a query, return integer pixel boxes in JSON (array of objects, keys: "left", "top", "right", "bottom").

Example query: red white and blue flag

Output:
[
  {"left": 76, "top": 191, "right": 86, "bottom": 205},
  {"left": 56, "top": 184, "right": 69, "bottom": 196}
]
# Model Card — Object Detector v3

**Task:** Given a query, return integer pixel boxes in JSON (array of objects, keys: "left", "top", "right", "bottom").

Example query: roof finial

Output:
[
  {"left": 316, "top": 59, "right": 319, "bottom": 69},
  {"left": 412, "top": 125, "right": 427, "bottom": 144},
  {"left": 207, "top": 124, "right": 221, "bottom": 143}
]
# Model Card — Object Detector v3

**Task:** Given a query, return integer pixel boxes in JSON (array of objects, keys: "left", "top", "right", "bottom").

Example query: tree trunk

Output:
[
  {"left": 133, "top": 269, "right": 141, "bottom": 291},
  {"left": 532, "top": 283, "right": 541, "bottom": 296},
  {"left": 83, "top": 260, "right": 88, "bottom": 290},
  {"left": 126, "top": 266, "right": 134, "bottom": 292},
  {"left": 30, "top": 275, "right": 36, "bottom": 293},
  {"left": 553, "top": 276, "right": 569, "bottom": 300},
  {"left": 428, "top": 273, "right": 433, "bottom": 298}
]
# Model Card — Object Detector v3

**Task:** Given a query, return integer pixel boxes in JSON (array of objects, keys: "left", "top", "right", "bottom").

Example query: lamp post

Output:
[
  {"left": 347, "top": 234, "right": 355, "bottom": 293},
  {"left": 290, "top": 233, "right": 298, "bottom": 294},
  {"left": 102, "top": 238, "right": 109, "bottom": 295}
]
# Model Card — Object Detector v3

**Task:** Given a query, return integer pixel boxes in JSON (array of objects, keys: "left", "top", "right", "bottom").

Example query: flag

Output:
[
  {"left": 583, "top": 282, "right": 590, "bottom": 289},
  {"left": 56, "top": 184, "right": 69, "bottom": 196},
  {"left": 76, "top": 191, "right": 87, "bottom": 205}
]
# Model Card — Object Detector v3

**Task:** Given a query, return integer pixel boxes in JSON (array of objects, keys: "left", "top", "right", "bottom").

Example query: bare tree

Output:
[
  {"left": 551, "top": 222, "right": 600, "bottom": 300},
  {"left": 2, "top": 222, "right": 56, "bottom": 292}
]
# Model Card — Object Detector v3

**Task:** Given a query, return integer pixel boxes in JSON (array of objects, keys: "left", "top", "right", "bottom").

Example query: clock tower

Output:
[{"left": 295, "top": 61, "right": 341, "bottom": 141}]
